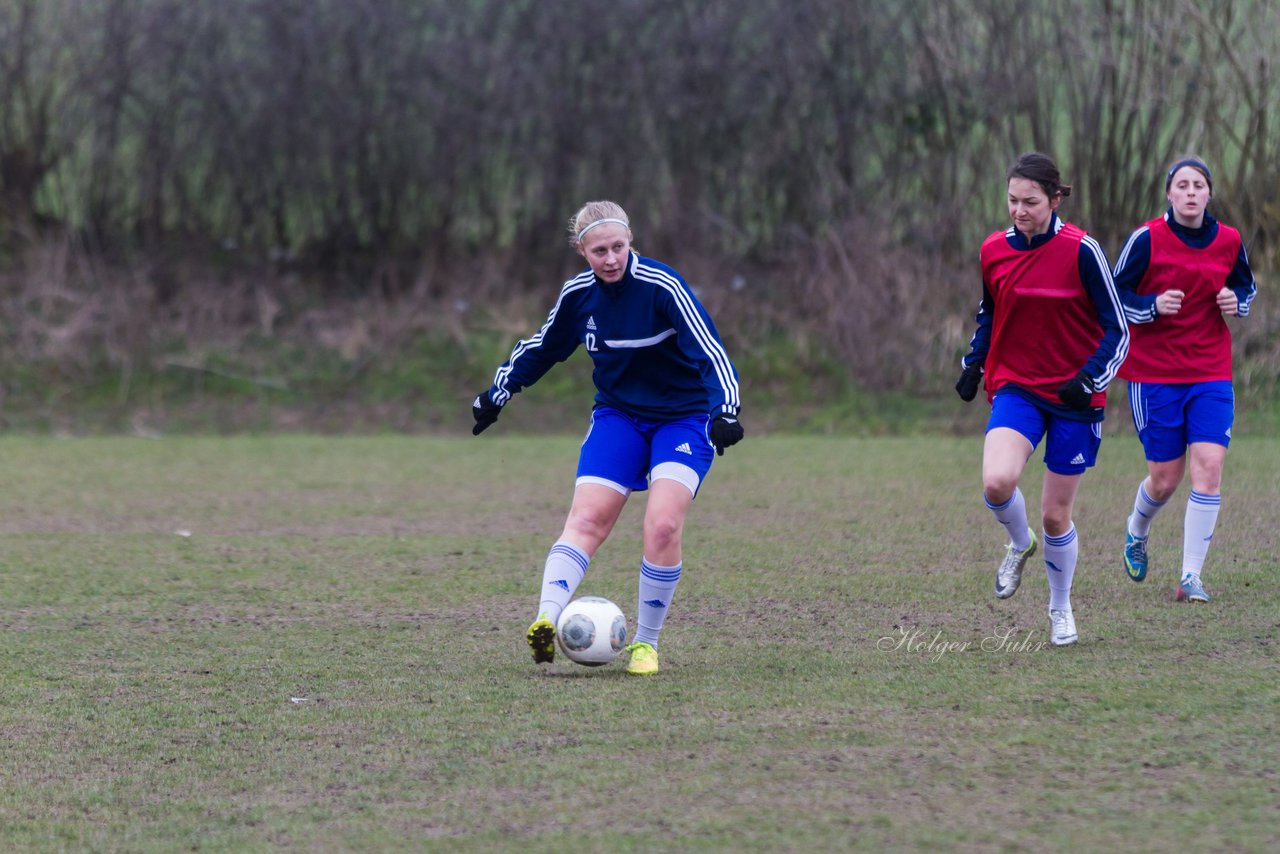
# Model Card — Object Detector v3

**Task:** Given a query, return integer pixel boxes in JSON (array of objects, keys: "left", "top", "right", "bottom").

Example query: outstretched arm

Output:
[{"left": 470, "top": 281, "right": 585, "bottom": 434}]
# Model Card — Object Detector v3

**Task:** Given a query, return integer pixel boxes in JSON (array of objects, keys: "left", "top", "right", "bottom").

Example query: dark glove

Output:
[
  {"left": 709, "top": 414, "right": 744, "bottom": 456},
  {"left": 955, "top": 364, "right": 983, "bottom": 402},
  {"left": 1056, "top": 370, "right": 1095, "bottom": 410},
  {"left": 471, "top": 390, "right": 502, "bottom": 435}
]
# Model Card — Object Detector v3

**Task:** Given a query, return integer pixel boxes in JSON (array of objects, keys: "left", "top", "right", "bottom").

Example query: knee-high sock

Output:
[
  {"left": 1128, "top": 481, "right": 1167, "bottom": 538},
  {"left": 1043, "top": 525, "right": 1078, "bottom": 612},
  {"left": 633, "top": 558, "right": 682, "bottom": 650},
  {"left": 1182, "top": 491, "right": 1221, "bottom": 579},
  {"left": 986, "top": 488, "right": 1032, "bottom": 551},
  {"left": 538, "top": 541, "right": 589, "bottom": 624}
]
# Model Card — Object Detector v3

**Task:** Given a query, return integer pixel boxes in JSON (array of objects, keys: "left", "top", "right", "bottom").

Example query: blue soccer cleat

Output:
[
  {"left": 1176, "top": 574, "right": 1211, "bottom": 603},
  {"left": 1123, "top": 520, "right": 1149, "bottom": 583}
]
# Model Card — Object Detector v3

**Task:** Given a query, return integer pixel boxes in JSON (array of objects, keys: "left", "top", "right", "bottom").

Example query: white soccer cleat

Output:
[
  {"left": 1049, "top": 608, "right": 1078, "bottom": 647},
  {"left": 995, "top": 528, "right": 1037, "bottom": 599}
]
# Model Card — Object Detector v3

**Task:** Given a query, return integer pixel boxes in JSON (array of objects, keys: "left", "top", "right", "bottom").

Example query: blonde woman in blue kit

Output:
[{"left": 472, "top": 201, "right": 744, "bottom": 675}]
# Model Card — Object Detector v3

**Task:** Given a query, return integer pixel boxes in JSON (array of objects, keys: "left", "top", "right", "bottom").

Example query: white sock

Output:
[
  {"left": 1128, "top": 481, "right": 1167, "bottom": 538},
  {"left": 986, "top": 488, "right": 1032, "bottom": 551},
  {"left": 1182, "top": 491, "right": 1221, "bottom": 579},
  {"left": 1043, "top": 525, "right": 1078, "bottom": 612},
  {"left": 538, "top": 541, "right": 589, "bottom": 624},
  {"left": 633, "top": 558, "right": 682, "bottom": 650}
]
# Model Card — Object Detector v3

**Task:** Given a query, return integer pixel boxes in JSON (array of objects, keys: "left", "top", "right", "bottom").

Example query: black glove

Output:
[
  {"left": 708, "top": 414, "right": 744, "bottom": 456},
  {"left": 471, "top": 390, "right": 502, "bottom": 435},
  {"left": 1056, "top": 370, "right": 1095, "bottom": 410},
  {"left": 955, "top": 364, "right": 983, "bottom": 402}
]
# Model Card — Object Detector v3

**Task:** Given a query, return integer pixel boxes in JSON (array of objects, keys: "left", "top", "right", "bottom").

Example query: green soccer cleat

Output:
[
  {"left": 625, "top": 641, "right": 659, "bottom": 675},
  {"left": 526, "top": 613, "right": 556, "bottom": 664}
]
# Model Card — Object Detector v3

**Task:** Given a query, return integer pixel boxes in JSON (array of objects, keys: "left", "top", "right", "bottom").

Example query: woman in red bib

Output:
[
  {"left": 1113, "top": 156, "right": 1257, "bottom": 603},
  {"left": 956, "top": 152, "right": 1129, "bottom": 647}
]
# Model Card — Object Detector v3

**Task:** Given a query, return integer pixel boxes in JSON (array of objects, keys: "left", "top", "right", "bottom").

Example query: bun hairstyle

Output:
[
  {"left": 1008, "top": 152, "right": 1072, "bottom": 199},
  {"left": 1165, "top": 156, "right": 1213, "bottom": 193}
]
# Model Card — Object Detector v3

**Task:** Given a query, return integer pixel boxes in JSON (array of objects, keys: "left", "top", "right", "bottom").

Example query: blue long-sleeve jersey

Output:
[
  {"left": 1112, "top": 209, "right": 1257, "bottom": 323},
  {"left": 488, "top": 251, "right": 741, "bottom": 422}
]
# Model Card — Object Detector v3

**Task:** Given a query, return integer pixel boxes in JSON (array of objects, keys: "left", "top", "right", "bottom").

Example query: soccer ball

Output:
[{"left": 556, "top": 596, "right": 627, "bottom": 666}]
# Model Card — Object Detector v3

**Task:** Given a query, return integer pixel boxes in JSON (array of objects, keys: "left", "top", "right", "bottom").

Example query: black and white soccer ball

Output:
[{"left": 556, "top": 596, "right": 627, "bottom": 666}]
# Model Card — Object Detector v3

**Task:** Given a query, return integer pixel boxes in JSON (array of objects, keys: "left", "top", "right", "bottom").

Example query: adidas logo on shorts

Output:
[
  {"left": 674, "top": 442, "right": 692, "bottom": 455},
  {"left": 1070, "top": 453, "right": 1086, "bottom": 465},
  {"left": 586, "top": 316, "right": 597, "bottom": 330}
]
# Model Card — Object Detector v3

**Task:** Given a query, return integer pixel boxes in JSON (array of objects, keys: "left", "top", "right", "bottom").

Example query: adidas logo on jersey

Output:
[
  {"left": 1070, "top": 453, "right": 1086, "bottom": 465},
  {"left": 586, "top": 316, "right": 597, "bottom": 330},
  {"left": 674, "top": 442, "right": 692, "bottom": 455}
]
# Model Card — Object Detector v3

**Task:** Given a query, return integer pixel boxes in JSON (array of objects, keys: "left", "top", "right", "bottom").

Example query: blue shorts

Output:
[
  {"left": 576, "top": 407, "right": 715, "bottom": 498},
  {"left": 1127, "top": 380, "right": 1234, "bottom": 463},
  {"left": 987, "top": 392, "right": 1102, "bottom": 476}
]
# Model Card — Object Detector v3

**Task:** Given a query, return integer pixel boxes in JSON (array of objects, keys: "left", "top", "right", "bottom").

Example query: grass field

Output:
[{"left": 1, "top": 433, "right": 1278, "bottom": 852}]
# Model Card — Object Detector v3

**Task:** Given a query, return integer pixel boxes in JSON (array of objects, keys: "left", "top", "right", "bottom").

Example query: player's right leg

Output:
[
  {"left": 1124, "top": 381, "right": 1191, "bottom": 584},
  {"left": 981, "top": 396, "right": 1040, "bottom": 600},
  {"left": 527, "top": 539, "right": 589, "bottom": 663},
  {"left": 527, "top": 485, "right": 626, "bottom": 663},
  {"left": 526, "top": 409, "right": 641, "bottom": 664}
]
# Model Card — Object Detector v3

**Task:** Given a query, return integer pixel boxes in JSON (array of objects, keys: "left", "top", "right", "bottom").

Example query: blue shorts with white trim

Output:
[
  {"left": 987, "top": 391, "right": 1102, "bottom": 476},
  {"left": 576, "top": 406, "right": 714, "bottom": 497},
  {"left": 1127, "top": 380, "right": 1233, "bottom": 462}
]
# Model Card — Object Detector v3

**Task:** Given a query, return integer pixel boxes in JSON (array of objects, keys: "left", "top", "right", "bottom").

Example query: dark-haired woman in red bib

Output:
[
  {"left": 1113, "top": 156, "right": 1257, "bottom": 604},
  {"left": 956, "top": 152, "right": 1129, "bottom": 648}
]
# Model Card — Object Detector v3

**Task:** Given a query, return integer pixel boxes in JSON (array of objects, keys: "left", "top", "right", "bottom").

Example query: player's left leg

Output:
[
  {"left": 1176, "top": 382, "right": 1233, "bottom": 603},
  {"left": 1177, "top": 442, "right": 1226, "bottom": 603},
  {"left": 1039, "top": 416, "right": 1099, "bottom": 646},
  {"left": 1041, "top": 471, "right": 1083, "bottom": 646},
  {"left": 627, "top": 478, "right": 694, "bottom": 675},
  {"left": 624, "top": 416, "right": 712, "bottom": 675}
]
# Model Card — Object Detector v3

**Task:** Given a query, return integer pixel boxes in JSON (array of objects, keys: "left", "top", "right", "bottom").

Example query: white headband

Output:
[{"left": 576, "top": 218, "right": 630, "bottom": 243}]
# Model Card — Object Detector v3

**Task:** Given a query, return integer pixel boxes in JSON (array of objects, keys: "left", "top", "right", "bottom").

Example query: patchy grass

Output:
[{"left": 0, "top": 434, "right": 1278, "bottom": 851}]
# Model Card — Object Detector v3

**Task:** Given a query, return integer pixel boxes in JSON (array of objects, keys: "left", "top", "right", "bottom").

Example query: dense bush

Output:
[{"left": 1, "top": 0, "right": 1276, "bottom": 430}]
